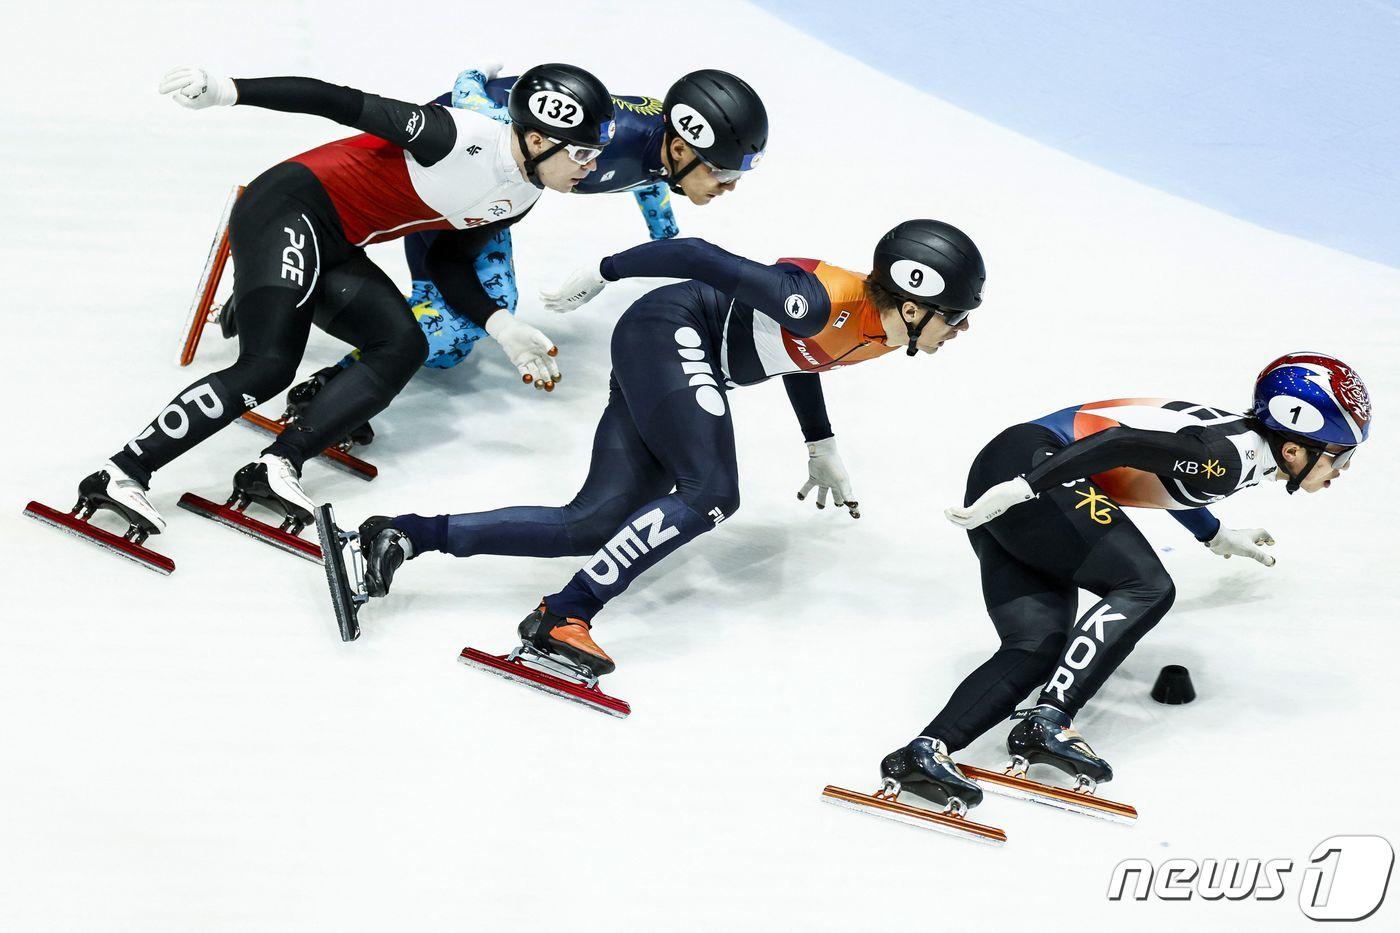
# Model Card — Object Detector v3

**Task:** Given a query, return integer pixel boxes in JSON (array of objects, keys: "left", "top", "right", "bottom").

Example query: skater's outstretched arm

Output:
[
  {"left": 947, "top": 426, "right": 1246, "bottom": 530},
  {"left": 1168, "top": 507, "right": 1220, "bottom": 541},
  {"left": 783, "top": 373, "right": 832, "bottom": 443},
  {"left": 1022, "top": 427, "right": 1242, "bottom": 497},
  {"left": 160, "top": 67, "right": 459, "bottom": 165},
  {"left": 542, "top": 239, "right": 832, "bottom": 338},
  {"left": 602, "top": 239, "right": 831, "bottom": 337}
]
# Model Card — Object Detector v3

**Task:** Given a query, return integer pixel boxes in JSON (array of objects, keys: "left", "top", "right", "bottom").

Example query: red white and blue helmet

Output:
[{"left": 1250, "top": 352, "right": 1371, "bottom": 449}]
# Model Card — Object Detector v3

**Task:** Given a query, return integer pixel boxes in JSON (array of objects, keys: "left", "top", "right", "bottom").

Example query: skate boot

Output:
[
  {"left": 880, "top": 737, "right": 984, "bottom": 813},
  {"left": 284, "top": 365, "right": 375, "bottom": 448},
  {"left": 80, "top": 461, "right": 167, "bottom": 537},
  {"left": 24, "top": 461, "right": 175, "bottom": 572},
  {"left": 231, "top": 454, "right": 317, "bottom": 532},
  {"left": 358, "top": 515, "right": 412, "bottom": 597},
  {"left": 1006, "top": 705, "right": 1113, "bottom": 791},
  {"left": 518, "top": 603, "right": 615, "bottom": 678},
  {"left": 819, "top": 737, "right": 1004, "bottom": 844}
]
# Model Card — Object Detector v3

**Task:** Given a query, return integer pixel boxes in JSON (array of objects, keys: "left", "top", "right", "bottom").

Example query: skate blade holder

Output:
[
  {"left": 821, "top": 780, "right": 1007, "bottom": 846},
  {"left": 314, "top": 504, "right": 367, "bottom": 642},
  {"left": 458, "top": 644, "right": 631, "bottom": 718},
  {"left": 177, "top": 491, "right": 323, "bottom": 564},
  {"left": 22, "top": 499, "right": 176, "bottom": 575},
  {"left": 958, "top": 761, "right": 1138, "bottom": 824}
]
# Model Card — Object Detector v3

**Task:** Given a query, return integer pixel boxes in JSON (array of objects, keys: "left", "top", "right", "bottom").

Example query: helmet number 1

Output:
[{"left": 1289, "top": 405, "right": 1302, "bottom": 424}]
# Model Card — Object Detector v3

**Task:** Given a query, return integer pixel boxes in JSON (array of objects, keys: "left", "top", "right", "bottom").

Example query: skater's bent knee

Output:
[{"left": 225, "top": 355, "right": 300, "bottom": 404}]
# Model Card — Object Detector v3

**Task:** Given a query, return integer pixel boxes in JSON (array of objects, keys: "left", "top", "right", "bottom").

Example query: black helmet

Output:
[
  {"left": 661, "top": 69, "right": 767, "bottom": 191},
  {"left": 507, "top": 63, "right": 616, "bottom": 185},
  {"left": 871, "top": 220, "right": 986, "bottom": 356}
]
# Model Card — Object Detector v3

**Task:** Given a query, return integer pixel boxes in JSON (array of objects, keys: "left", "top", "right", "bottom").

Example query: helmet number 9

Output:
[
  {"left": 889, "top": 259, "right": 945, "bottom": 298},
  {"left": 529, "top": 90, "right": 583, "bottom": 128},
  {"left": 670, "top": 103, "right": 716, "bottom": 148}
]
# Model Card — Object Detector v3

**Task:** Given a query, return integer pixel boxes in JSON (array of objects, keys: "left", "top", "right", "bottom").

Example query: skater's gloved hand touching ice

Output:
[
  {"left": 160, "top": 66, "right": 238, "bottom": 109},
  {"left": 797, "top": 437, "right": 859, "bottom": 518},
  {"left": 1205, "top": 526, "right": 1276, "bottom": 566},
  {"left": 541, "top": 262, "right": 607, "bottom": 313},
  {"left": 945, "top": 477, "right": 1035, "bottom": 529},
  {"left": 485, "top": 310, "right": 561, "bottom": 391}
]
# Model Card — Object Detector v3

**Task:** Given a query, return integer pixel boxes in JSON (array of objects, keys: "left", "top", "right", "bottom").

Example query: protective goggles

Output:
[
  {"left": 696, "top": 150, "right": 763, "bottom": 184},
  {"left": 547, "top": 137, "right": 605, "bottom": 166},
  {"left": 1322, "top": 445, "right": 1357, "bottom": 470},
  {"left": 919, "top": 303, "right": 971, "bottom": 327}
]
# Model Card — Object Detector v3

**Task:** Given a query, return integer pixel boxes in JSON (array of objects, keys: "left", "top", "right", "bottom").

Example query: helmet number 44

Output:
[{"left": 671, "top": 103, "right": 716, "bottom": 148}]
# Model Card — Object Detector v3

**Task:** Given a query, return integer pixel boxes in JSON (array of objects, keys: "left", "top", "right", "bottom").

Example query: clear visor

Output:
[{"left": 1324, "top": 445, "right": 1357, "bottom": 470}]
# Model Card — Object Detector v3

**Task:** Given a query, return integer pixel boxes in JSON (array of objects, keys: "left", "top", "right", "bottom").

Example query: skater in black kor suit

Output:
[
  {"left": 868, "top": 354, "right": 1372, "bottom": 819},
  {"left": 34, "top": 63, "right": 614, "bottom": 563}
]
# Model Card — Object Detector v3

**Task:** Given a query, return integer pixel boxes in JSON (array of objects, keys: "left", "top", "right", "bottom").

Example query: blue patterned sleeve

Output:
[{"left": 632, "top": 183, "right": 678, "bottom": 239}]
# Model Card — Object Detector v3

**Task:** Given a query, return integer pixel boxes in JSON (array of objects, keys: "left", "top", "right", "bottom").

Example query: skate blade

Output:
[
  {"left": 458, "top": 647, "right": 630, "bottom": 718},
  {"left": 959, "top": 764, "right": 1137, "bottom": 824},
  {"left": 23, "top": 500, "right": 175, "bottom": 575},
  {"left": 820, "top": 785, "right": 1007, "bottom": 846},
  {"left": 179, "top": 184, "right": 242, "bottom": 366},
  {"left": 314, "top": 504, "right": 361, "bottom": 642},
  {"left": 237, "top": 411, "right": 378, "bottom": 481},
  {"left": 178, "top": 492, "right": 323, "bottom": 564}
]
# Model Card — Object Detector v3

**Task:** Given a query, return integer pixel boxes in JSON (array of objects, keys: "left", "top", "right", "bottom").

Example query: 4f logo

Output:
[
  {"left": 465, "top": 145, "right": 482, "bottom": 156},
  {"left": 583, "top": 508, "right": 679, "bottom": 586},
  {"left": 1074, "top": 487, "right": 1118, "bottom": 525}
]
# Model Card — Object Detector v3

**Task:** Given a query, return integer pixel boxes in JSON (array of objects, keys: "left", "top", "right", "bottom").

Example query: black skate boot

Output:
[
  {"left": 285, "top": 365, "right": 375, "bottom": 448},
  {"left": 230, "top": 454, "right": 317, "bottom": 532},
  {"left": 358, "top": 515, "right": 411, "bottom": 597},
  {"left": 880, "top": 737, "right": 984, "bottom": 812},
  {"left": 518, "top": 602, "right": 616, "bottom": 679},
  {"left": 1006, "top": 705, "right": 1113, "bottom": 791}
]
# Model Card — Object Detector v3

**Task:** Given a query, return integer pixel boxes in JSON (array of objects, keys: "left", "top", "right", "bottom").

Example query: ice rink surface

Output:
[{"left": 2, "top": 2, "right": 1397, "bottom": 930}]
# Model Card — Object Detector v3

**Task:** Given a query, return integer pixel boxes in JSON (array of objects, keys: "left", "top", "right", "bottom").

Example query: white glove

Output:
[
  {"left": 797, "top": 437, "right": 859, "bottom": 518},
  {"left": 541, "top": 263, "right": 608, "bottom": 313},
  {"left": 485, "top": 311, "right": 561, "bottom": 391},
  {"left": 474, "top": 61, "right": 503, "bottom": 82},
  {"left": 1206, "top": 526, "right": 1276, "bottom": 566},
  {"left": 159, "top": 66, "right": 238, "bottom": 109},
  {"left": 945, "top": 477, "right": 1035, "bottom": 529}
]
